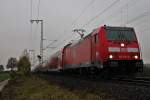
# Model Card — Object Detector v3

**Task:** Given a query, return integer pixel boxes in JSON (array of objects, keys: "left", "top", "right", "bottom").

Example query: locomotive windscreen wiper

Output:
[{"left": 120, "top": 31, "right": 130, "bottom": 42}]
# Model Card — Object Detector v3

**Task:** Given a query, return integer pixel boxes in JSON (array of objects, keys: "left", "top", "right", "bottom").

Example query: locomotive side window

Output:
[{"left": 94, "top": 34, "right": 99, "bottom": 44}]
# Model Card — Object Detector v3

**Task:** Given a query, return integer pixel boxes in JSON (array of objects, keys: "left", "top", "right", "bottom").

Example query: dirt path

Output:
[{"left": 0, "top": 79, "right": 9, "bottom": 92}]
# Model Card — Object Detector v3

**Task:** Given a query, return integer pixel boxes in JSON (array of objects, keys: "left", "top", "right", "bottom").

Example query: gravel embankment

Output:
[{"left": 40, "top": 74, "right": 150, "bottom": 100}]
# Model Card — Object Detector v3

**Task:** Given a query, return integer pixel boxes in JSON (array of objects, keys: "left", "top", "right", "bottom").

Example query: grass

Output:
[
  {"left": 1, "top": 68, "right": 149, "bottom": 100},
  {"left": 1, "top": 74, "right": 102, "bottom": 100},
  {"left": 3, "top": 64, "right": 149, "bottom": 100},
  {"left": 0, "top": 72, "right": 10, "bottom": 82}
]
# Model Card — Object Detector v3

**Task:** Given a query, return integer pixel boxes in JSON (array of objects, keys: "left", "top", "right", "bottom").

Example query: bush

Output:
[{"left": 17, "top": 56, "right": 31, "bottom": 76}]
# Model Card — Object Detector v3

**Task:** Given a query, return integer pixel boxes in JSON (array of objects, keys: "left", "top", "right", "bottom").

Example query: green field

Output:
[{"left": 0, "top": 72, "right": 10, "bottom": 82}]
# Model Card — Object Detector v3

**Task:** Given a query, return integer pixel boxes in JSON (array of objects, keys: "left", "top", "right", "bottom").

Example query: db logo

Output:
[
  {"left": 119, "top": 56, "right": 130, "bottom": 59},
  {"left": 121, "top": 48, "right": 127, "bottom": 52}
]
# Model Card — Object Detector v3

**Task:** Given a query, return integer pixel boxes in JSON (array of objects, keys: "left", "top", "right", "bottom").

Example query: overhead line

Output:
[
  {"left": 81, "top": 0, "right": 120, "bottom": 28},
  {"left": 54, "top": 0, "right": 96, "bottom": 49},
  {"left": 70, "top": 0, "right": 96, "bottom": 28},
  {"left": 95, "top": 0, "right": 138, "bottom": 27},
  {"left": 58, "top": 0, "right": 120, "bottom": 46},
  {"left": 54, "top": 0, "right": 150, "bottom": 54},
  {"left": 55, "top": 0, "right": 120, "bottom": 49},
  {"left": 57, "top": 0, "right": 96, "bottom": 39},
  {"left": 127, "top": 10, "right": 150, "bottom": 25}
]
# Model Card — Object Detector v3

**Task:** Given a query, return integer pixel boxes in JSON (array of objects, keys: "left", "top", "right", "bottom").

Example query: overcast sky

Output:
[{"left": 0, "top": 0, "right": 150, "bottom": 67}]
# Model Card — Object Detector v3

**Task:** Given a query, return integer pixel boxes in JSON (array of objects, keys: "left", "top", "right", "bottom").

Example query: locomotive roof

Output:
[
  {"left": 63, "top": 27, "right": 99, "bottom": 48},
  {"left": 67, "top": 34, "right": 92, "bottom": 48},
  {"left": 104, "top": 26, "right": 134, "bottom": 30},
  {"left": 63, "top": 25, "right": 135, "bottom": 49}
]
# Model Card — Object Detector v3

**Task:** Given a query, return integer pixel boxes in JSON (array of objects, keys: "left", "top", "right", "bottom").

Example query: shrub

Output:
[{"left": 17, "top": 56, "right": 31, "bottom": 76}]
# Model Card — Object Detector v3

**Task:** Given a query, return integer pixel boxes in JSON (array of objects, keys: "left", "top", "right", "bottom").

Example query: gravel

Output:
[{"left": 39, "top": 74, "right": 150, "bottom": 100}]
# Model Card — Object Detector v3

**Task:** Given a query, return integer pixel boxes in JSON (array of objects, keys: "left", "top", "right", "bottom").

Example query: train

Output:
[{"left": 36, "top": 25, "right": 143, "bottom": 77}]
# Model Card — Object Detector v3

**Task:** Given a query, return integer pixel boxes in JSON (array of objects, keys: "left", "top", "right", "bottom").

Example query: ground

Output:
[
  {"left": 0, "top": 74, "right": 103, "bottom": 100},
  {"left": 0, "top": 66, "right": 150, "bottom": 100},
  {"left": 143, "top": 65, "right": 150, "bottom": 76}
]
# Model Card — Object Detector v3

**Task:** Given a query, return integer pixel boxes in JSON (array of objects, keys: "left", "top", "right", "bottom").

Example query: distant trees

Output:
[
  {"left": 16, "top": 49, "right": 31, "bottom": 76},
  {"left": 6, "top": 57, "right": 17, "bottom": 71},
  {"left": 17, "top": 56, "right": 31, "bottom": 76},
  {"left": 0, "top": 65, "right": 4, "bottom": 71}
]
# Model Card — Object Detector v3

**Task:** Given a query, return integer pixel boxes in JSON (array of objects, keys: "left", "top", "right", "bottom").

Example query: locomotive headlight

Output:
[
  {"left": 109, "top": 55, "right": 113, "bottom": 59},
  {"left": 121, "top": 43, "right": 125, "bottom": 47},
  {"left": 134, "top": 55, "right": 138, "bottom": 59}
]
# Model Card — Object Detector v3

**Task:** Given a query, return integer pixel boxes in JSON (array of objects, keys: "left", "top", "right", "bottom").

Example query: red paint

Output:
[{"left": 46, "top": 26, "right": 142, "bottom": 70}]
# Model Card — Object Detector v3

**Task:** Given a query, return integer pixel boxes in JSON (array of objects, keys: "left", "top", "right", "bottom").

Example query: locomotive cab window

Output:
[{"left": 106, "top": 27, "right": 136, "bottom": 41}]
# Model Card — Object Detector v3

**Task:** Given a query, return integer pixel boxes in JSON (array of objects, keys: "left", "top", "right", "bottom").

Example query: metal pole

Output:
[
  {"left": 40, "top": 20, "right": 43, "bottom": 64},
  {"left": 30, "top": 20, "right": 44, "bottom": 65},
  {"left": 29, "top": 49, "right": 36, "bottom": 67}
]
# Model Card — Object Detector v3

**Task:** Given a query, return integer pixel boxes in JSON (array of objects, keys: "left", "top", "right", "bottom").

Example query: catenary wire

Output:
[
  {"left": 81, "top": 0, "right": 120, "bottom": 28},
  {"left": 57, "top": 0, "right": 120, "bottom": 48}
]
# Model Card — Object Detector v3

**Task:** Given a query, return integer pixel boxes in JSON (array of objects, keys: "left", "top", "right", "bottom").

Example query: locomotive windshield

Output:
[{"left": 106, "top": 27, "right": 136, "bottom": 41}]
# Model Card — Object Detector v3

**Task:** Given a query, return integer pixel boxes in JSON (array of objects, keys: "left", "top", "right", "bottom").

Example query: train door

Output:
[
  {"left": 92, "top": 33, "right": 99, "bottom": 62},
  {"left": 61, "top": 48, "right": 66, "bottom": 69}
]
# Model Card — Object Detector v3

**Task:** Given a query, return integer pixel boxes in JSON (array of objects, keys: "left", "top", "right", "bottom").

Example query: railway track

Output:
[
  {"left": 112, "top": 77, "right": 150, "bottom": 86},
  {"left": 36, "top": 71, "right": 150, "bottom": 87},
  {"left": 64, "top": 73, "right": 150, "bottom": 86}
]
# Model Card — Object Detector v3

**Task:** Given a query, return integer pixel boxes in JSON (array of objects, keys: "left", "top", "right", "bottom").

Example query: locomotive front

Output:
[{"left": 102, "top": 26, "right": 143, "bottom": 73}]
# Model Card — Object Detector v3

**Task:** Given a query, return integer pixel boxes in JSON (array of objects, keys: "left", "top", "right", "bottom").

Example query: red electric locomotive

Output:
[{"left": 47, "top": 25, "right": 143, "bottom": 76}]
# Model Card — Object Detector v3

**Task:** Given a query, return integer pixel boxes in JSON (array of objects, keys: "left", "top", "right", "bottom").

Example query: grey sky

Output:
[{"left": 0, "top": 0, "right": 150, "bottom": 67}]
